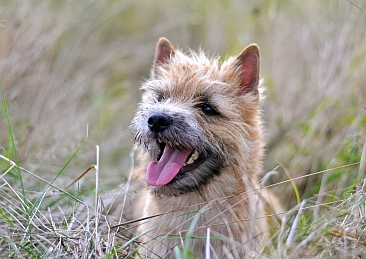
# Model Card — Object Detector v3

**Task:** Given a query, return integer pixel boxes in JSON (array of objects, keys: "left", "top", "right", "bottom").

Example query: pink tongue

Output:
[{"left": 146, "top": 145, "right": 191, "bottom": 186}]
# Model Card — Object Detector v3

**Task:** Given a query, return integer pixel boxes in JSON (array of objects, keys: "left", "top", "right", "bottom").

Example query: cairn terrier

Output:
[{"left": 130, "top": 38, "right": 276, "bottom": 258}]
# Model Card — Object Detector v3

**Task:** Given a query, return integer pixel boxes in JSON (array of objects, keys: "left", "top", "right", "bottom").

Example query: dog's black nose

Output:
[{"left": 148, "top": 114, "right": 172, "bottom": 132}]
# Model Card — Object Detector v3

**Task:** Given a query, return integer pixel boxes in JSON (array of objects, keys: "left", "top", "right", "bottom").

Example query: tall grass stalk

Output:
[{"left": 1, "top": 82, "right": 27, "bottom": 208}]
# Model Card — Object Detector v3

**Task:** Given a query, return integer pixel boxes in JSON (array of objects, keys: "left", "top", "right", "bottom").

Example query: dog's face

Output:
[{"left": 131, "top": 38, "right": 262, "bottom": 196}]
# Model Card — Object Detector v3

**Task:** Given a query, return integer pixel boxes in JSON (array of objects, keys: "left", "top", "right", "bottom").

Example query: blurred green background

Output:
[{"left": 1, "top": 0, "right": 365, "bottom": 208}]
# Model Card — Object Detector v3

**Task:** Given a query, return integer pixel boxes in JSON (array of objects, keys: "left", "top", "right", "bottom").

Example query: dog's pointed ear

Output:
[
  {"left": 234, "top": 44, "right": 260, "bottom": 95},
  {"left": 153, "top": 38, "right": 176, "bottom": 77}
]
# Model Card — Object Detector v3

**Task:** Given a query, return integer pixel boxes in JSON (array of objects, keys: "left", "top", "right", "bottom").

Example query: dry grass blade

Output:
[
  {"left": 0, "top": 153, "right": 132, "bottom": 258},
  {"left": 60, "top": 165, "right": 95, "bottom": 192},
  {"left": 205, "top": 228, "right": 211, "bottom": 259},
  {"left": 112, "top": 162, "right": 361, "bottom": 230},
  {"left": 345, "top": 0, "right": 366, "bottom": 12}
]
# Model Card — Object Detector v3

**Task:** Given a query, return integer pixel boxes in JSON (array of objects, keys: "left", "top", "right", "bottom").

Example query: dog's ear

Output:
[
  {"left": 234, "top": 44, "right": 260, "bottom": 95},
  {"left": 153, "top": 38, "right": 176, "bottom": 77}
]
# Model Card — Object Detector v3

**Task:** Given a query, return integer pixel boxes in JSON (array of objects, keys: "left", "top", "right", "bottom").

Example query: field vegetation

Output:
[{"left": 0, "top": 0, "right": 365, "bottom": 258}]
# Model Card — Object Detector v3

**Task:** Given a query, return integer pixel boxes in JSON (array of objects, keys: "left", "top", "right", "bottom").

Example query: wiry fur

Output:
[{"left": 131, "top": 38, "right": 269, "bottom": 258}]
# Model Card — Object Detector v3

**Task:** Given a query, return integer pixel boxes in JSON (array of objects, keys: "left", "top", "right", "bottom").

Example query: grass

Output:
[
  {"left": 1, "top": 82, "right": 26, "bottom": 207},
  {"left": 1, "top": 0, "right": 366, "bottom": 258}
]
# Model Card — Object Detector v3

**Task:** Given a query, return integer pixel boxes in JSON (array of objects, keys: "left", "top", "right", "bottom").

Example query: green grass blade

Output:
[
  {"left": 0, "top": 208, "right": 16, "bottom": 228},
  {"left": 183, "top": 202, "right": 212, "bottom": 259},
  {"left": 343, "top": 175, "right": 361, "bottom": 198},
  {"left": 1, "top": 82, "right": 28, "bottom": 208},
  {"left": 23, "top": 139, "right": 88, "bottom": 241},
  {"left": 107, "top": 223, "right": 162, "bottom": 258}
]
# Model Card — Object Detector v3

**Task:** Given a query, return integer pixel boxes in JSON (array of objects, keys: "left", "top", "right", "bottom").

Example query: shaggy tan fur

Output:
[{"left": 130, "top": 38, "right": 277, "bottom": 258}]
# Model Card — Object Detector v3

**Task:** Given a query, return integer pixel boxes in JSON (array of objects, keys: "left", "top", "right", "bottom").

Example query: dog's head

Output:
[{"left": 130, "top": 38, "right": 264, "bottom": 196}]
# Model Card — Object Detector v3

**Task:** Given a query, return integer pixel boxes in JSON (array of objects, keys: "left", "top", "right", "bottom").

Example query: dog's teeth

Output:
[
  {"left": 185, "top": 150, "right": 200, "bottom": 165},
  {"left": 191, "top": 150, "right": 199, "bottom": 160}
]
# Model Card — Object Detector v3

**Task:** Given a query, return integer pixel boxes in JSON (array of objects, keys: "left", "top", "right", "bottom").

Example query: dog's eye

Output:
[
  {"left": 199, "top": 104, "right": 219, "bottom": 116},
  {"left": 156, "top": 94, "right": 164, "bottom": 102}
]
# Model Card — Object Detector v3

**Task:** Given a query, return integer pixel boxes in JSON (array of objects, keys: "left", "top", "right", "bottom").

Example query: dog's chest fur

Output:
[{"left": 137, "top": 172, "right": 266, "bottom": 258}]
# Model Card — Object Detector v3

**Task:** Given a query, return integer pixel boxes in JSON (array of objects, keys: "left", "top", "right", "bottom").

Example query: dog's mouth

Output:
[{"left": 146, "top": 142, "right": 206, "bottom": 186}]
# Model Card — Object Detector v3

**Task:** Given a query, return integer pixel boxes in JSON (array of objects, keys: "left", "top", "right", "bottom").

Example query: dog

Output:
[{"left": 130, "top": 38, "right": 278, "bottom": 258}]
